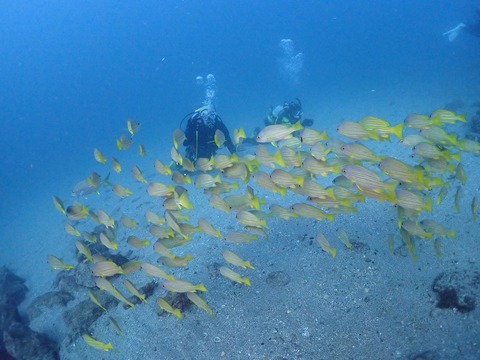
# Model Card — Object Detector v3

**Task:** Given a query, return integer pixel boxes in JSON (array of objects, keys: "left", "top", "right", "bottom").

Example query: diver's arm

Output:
[{"left": 217, "top": 121, "right": 236, "bottom": 153}]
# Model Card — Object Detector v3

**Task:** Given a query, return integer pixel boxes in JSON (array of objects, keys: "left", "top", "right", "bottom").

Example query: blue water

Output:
[{"left": 1, "top": 1, "right": 479, "bottom": 218}]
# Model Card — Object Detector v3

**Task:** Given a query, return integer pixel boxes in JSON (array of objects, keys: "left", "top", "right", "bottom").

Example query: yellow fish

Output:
[
  {"left": 173, "top": 128, "right": 186, "bottom": 150},
  {"left": 116, "top": 134, "right": 132, "bottom": 150},
  {"left": 147, "top": 182, "right": 175, "bottom": 197},
  {"left": 158, "top": 298, "right": 183, "bottom": 319},
  {"left": 132, "top": 165, "right": 147, "bottom": 183},
  {"left": 112, "top": 157, "right": 122, "bottom": 173},
  {"left": 99, "top": 232, "right": 119, "bottom": 250},
  {"left": 236, "top": 210, "right": 269, "bottom": 229},
  {"left": 223, "top": 250, "right": 254, "bottom": 269},
  {"left": 52, "top": 196, "right": 66, "bottom": 215},
  {"left": 64, "top": 223, "right": 81, "bottom": 237},
  {"left": 97, "top": 209, "right": 115, "bottom": 228},
  {"left": 47, "top": 255, "right": 74, "bottom": 271},
  {"left": 66, "top": 204, "right": 89, "bottom": 220},
  {"left": 141, "top": 262, "right": 175, "bottom": 280},
  {"left": 316, "top": 232, "right": 337, "bottom": 258},
  {"left": 163, "top": 279, "right": 207, "bottom": 293},
  {"left": 154, "top": 159, "right": 172, "bottom": 175},
  {"left": 336, "top": 120, "right": 379, "bottom": 141},
  {"left": 93, "top": 260, "right": 124, "bottom": 277},
  {"left": 187, "top": 292, "right": 214, "bottom": 317},
  {"left": 138, "top": 144, "right": 146, "bottom": 157},
  {"left": 88, "top": 290, "right": 106, "bottom": 311},
  {"left": 94, "top": 148, "right": 107, "bottom": 164},
  {"left": 120, "top": 215, "right": 137, "bottom": 229},
  {"left": 214, "top": 129, "right": 226, "bottom": 147},
  {"left": 75, "top": 241, "right": 93, "bottom": 262},
  {"left": 82, "top": 334, "right": 117, "bottom": 352},
  {"left": 194, "top": 173, "right": 222, "bottom": 189},
  {"left": 219, "top": 266, "right": 251, "bottom": 286},
  {"left": 198, "top": 218, "right": 223, "bottom": 238},
  {"left": 124, "top": 279, "right": 147, "bottom": 303},
  {"left": 300, "top": 128, "right": 330, "bottom": 146},
  {"left": 233, "top": 127, "right": 246, "bottom": 145},
  {"left": 256, "top": 121, "right": 303, "bottom": 143},
  {"left": 127, "top": 119, "right": 141, "bottom": 136},
  {"left": 112, "top": 184, "right": 133, "bottom": 198},
  {"left": 127, "top": 236, "right": 150, "bottom": 249}
]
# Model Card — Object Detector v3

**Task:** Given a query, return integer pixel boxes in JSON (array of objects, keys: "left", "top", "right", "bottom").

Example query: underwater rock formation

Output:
[
  {"left": 432, "top": 270, "right": 479, "bottom": 313},
  {"left": 0, "top": 266, "right": 59, "bottom": 359}
]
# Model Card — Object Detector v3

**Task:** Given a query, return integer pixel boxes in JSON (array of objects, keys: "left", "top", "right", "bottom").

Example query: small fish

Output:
[
  {"left": 434, "top": 237, "right": 443, "bottom": 259},
  {"left": 82, "top": 334, "right": 117, "bottom": 352},
  {"left": 153, "top": 240, "right": 176, "bottom": 259},
  {"left": 64, "top": 223, "right": 81, "bottom": 237},
  {"left": 94, "top": 148, "right": 107, "bottom": 164},
  {"left": 132, "top": 165, "right": 148, "bottom": 183},
  {"left": 223, "top": 162, "right": 249, "bottom": 182},
  {"left": 290, "top": 203, "right": 335, "bottom": 221},
  {"left": 208, "top": 194, "right": 232, "bottom": 213},
  {"left": 413, "top": 142, "right": 461, "bottom": 162},
  {"left": 47, "top": 255, "right": 74, "bottom": 271},
  {"left": 99, "top": 232, "right": 119, "bottom": 250},
  {"left": 141, "top": 262, "right": 175, "bottom": 280},
  {"left": 420, "top": 126, "right": 457, "bottom": 146},
  {"left": 316, "top": 232, "right": 337, "bottom": 258},
  {"left": 336, "top": 120, "right": 379, "bottom": 141},
  {"left": 430, "top": 109, "right": 467, "bottom": 124},
  {"left": 233, "top": 127, "right": 247, "bottom": 145},
  {"left": 121, "top": 260, "right": 142, "bottom": 274},
  {"left": 387, "top": 234, "right": 395, "bottom": 254},
  {"left": 340, "top": 142, "right": 382, "bottom": 162},
  {"left": 124, "top": 279, "right": 147, "bottom": 303},
  {"left": 52, "top": 196, "right": 66, "bottom": 215},
  {"left": 127, "top": 236, "right": 150, "bottom": 249},
  {"left": 113, "top": 184, "right": 133, "bottom": 198},
  {"left": 337, "top": 228, "right": 352, "bottom": 249},
  {"left": 97, "top": 209, "right": 115, "bottom": 228},
  {"left": 437, "top": 186, "right": 448, "bottom": 205},
  {"left": 158, "top": 298, "right": 183, "bottom": 319},
  {"left": 116, "top": 134, "right": 132, "bottom": 150},
  {"left": 405, "top": 113, "right": 437, "bottom": 129},
  {"left": 88, "top": 289, "right": 106, "bottom": 311},
  {"left": 255, "top": 145, "right": 285, "bottom": 168},
  {"left": 109, "top": 316, "right": 124, "bottom": 336},
  {"left": 454, "top": 186, "right": 463, "bottom": 213},
  {"left": 95, "top": 277, "right": 135, "bottom": 308},
  {"left": 214, "top": 129, "right": 226, "bottom": 147},
  {"left": 170, "top": 146, "right": 183, "bottom": 165},
  {"left": 138, "top": 144, "right": 146, "bottom": 157},
  {"left": 236, "top": 210, "right": 269, "bottom": 229},
  {"left": 420, "top": 219, "right": 455, "bottom": 238},
  {"left": 145, "top": 210, "right": 165, "bottom": 225},
  {"left": 120, "top": 215, "right": 137, "bottom": 229},
  {"left": 198, "top": 218, "right": 223, "bottom": 238},
  {"left": 75, "top": 240, "right": 93, "bottom": 262},
  {"left": 171, "top": 171, "right": 192, "bottom": 185},
  {"left": 157, "top": 254, "right": 193, "bottom": 268},
  {"left": 358, "top": 116, "right": 404, "bottom": 140},
  {"left": 127, "top": 119, "right": 141, "bottom": 136},
  {"left": 395, "top": 188, "right": 432, "bottom": 213},
  {"left": 256, "top": 121, "right": 303, "bottom": 143},
  {"left": 163, "top": 279, "right": 207, "bottom": 293},
  {"left": 270, "top": 169, "right": 304, "bottom": 188},
  {"left": 93, "top": 260, "right": 124, "bottom": 277},
  {"left": 173, "top": 128, "right": 186, "bottom": 150},
  {"left": 269, "top": 204, "right": 299, "bottom": 220},
  {"left": 187, "top": 292, "right": 214, "bottom": 317},
  {"left": 300, "top": 128, "right": 330, "bottom": 146},
  {"left": 112, "top": 157, "right": 122, "bottom": 173},
  {"left": 83, "top": 231, "right": 97, "bottom": 243},
  {"left": 472, "top": 195, "right": 478, "bottom": 223},
  {"left": 302, "top": 179, "right": 335, "bottom": 199},
  {"left": 225, "top": 231, "right": 259, "bottom": 244},
  {"left": 219, "top": 266, "right": 251, "bottom": 286},
  {"left": 194, "top": 173, "right": 222, "bottom": 189},
  {"left": 400, "top": 134, "right": 430, "bottom": 147},
  {"left": 147, "top": 182, "right": 175, "bottom": 197},
  {"left": 223, "top": 250, "right": 254, "bottom": 269},
  {"left": 401, "top": 220, "right": 433, "bottom": 239},
  {"left": 66, "top": 204, "right": 89, "bottom": 220},
  {"left": 154, "top": 159, "right": 172, "bottom": 176},
  {"left": 454, "top": 163, "right": 467, "bottom": 185},
  {"left": 342, "top": 164, "right": 392, "bottom": 192}
]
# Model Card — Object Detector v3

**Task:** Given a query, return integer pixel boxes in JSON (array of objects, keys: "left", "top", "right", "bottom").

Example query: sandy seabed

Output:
[{"left": 2, "top": 87, "right": 480, "bottom": 360}]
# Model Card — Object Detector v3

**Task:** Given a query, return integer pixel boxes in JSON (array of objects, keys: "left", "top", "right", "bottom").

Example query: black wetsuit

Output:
[{"left": 183, "top": 113, "right": 236, "bottom": 162}]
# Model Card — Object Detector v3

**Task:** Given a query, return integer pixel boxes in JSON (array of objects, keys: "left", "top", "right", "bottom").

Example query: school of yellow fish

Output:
[{"left": 50, "top": 111, "right": 479, "bottom": 352}]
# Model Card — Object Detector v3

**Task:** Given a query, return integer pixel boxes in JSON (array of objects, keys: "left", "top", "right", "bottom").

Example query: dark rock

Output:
[
  {"left": 266, "top": 271, "right": 291, "bottom": 287},
  {"left": 0, "top": 266, "right": 28, "bottom": 307},
  {"left": 53, "top": 272, "right": 80, "bottom": 293},
  {"left": 432, "top": 270, "right": 480, "bottom": 313},
  {"left": 409, "top": 350, "right": 438, "bottom": 360},
  {"left": 350, "top": 241, "right": 370, "bottom": 254},
  {"left": 157, "top": 293, "right": 190, "bottom": 317},
  {"left": 3, "top": 322, "right": 58, "bottom": 360},
  {"left": 73, "top": 262, "right": 95, "bottom": 288},
  {"left": 0, "top": 304, "right": 21, "bottom": 339},
  {"left": 26, "top": 291, "right": 74, "bottom": 321},
  {"left": 63, "top": 292, "right": 118, "bottom": 335}
]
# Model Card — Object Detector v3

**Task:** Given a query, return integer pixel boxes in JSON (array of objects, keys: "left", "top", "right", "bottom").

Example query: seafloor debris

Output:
[
  {"left": 27, "top": 291, "right": 74, "bottom": 321},
  {"left": 432, "top": 270, "right": 479, "bottom": 313},
  {"left": 266, "top": 271, "right": 291, "bottom": 287}
]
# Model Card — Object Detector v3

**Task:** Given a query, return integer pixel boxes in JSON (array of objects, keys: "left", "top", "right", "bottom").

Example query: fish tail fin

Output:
[{"left": 392, "top": 123, "right": 404, "bottom": 140}]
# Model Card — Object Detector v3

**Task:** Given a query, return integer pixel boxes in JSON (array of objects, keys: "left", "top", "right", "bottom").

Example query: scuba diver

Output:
[
  {"left": 264, "top": 98, "right": 313, "bottom": 127},
  {"left": 182, "top": 104, "right": 236, "bottom": 162},
  {"left": 443, "top": 5, "right": 480, "bottom": 41},
  {"left": 245, "top": 98, "right": 313, "bottom": 144}
]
